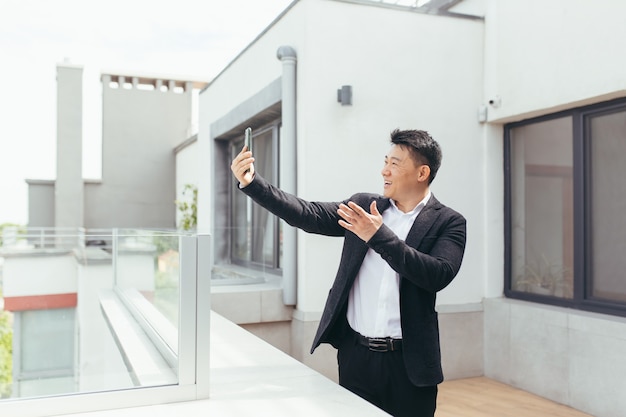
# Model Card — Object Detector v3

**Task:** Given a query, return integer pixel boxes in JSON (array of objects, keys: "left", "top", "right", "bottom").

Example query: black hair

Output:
[{"left": 390, "top": 129, "right": 442, "bottom": 184}]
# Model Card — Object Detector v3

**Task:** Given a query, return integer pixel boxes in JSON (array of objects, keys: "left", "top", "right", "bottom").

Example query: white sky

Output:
[{"left": 0, "top": 0, "right": 293, "bottom": 225}]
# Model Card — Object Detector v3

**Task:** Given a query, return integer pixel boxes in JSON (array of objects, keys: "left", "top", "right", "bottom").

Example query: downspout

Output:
[{"left": 277, "top": 45, "right": 297, "bottom": 306}]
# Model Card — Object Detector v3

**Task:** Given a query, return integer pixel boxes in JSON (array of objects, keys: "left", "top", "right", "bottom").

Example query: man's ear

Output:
[{"left": 418, "top": 165, "right": 431, "bottom": 183}]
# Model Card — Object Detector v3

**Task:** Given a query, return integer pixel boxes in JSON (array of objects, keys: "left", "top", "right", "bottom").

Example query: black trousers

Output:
[{"left": 337, "top": 329, "right": 437, "bottom": 417}]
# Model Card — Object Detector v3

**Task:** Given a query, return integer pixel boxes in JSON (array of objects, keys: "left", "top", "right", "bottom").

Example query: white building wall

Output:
[
  {"left": 197, "top": 99, "right": 212, "bottom": 236},
  {"left": 485, "top": 0, "right": 626, "bottom": 123},
  {"left": 115, "top": 253, "right": 157, "bottom": 293},
  {"left": 201, "top": 0, "right": 486, "bottom": 315},
  {"left": 3, "top": 254, "right": 76, "bottom": 297},
  {"left": 76, "top": 260, "right": 132, "bottom": 391},
  {"left": 175, "top": 140, "right": 199, "bottom": 229},
  {"left": 196, "top": 4, "right": 306, "bottom": 236},
  {"left": 294, "top": 1, "right": 485, "bottom": 311}
]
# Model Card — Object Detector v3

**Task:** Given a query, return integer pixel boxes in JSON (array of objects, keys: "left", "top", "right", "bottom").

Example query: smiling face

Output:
[{"left": 381, "top": 144, "right": 431, "bottom": 212}]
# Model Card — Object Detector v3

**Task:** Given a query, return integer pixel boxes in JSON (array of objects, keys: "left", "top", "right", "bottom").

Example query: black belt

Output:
[{"left": 356, "top": 332, "right": 402, "bottom": 352}]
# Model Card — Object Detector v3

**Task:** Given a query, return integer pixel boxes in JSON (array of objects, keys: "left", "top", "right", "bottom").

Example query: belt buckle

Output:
[{"left": 368, "top": 338, "right": 389, "bottom": 352}]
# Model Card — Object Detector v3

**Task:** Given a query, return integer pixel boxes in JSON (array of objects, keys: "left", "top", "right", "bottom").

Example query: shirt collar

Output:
[{"left": 389, "top": 191, "right": 431, "bottom": 216}]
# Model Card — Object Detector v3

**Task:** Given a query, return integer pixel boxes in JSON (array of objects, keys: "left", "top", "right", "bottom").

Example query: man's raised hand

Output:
[{"left": 337, "top": 201, "right": 383, "bottom": 242}]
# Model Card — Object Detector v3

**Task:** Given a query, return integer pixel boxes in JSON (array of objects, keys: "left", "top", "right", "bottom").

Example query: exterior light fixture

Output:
[{"left": 337, "top": 85, "right": 352, "bottom": 105}]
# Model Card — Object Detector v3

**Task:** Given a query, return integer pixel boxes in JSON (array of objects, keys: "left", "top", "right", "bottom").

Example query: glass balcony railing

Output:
[{"left": 0, "top": 228, "right": 211, "bottom": 416}]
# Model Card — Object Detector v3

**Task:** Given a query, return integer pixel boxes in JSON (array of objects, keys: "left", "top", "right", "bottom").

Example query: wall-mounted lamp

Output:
[{"left": 337, "top": 85, "right": 352, "bottom": 106}]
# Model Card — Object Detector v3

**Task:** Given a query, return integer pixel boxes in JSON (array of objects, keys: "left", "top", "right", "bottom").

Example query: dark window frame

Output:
[
  {"left": 227, "top": 121, "right": 282, "bottom": 273},
  {"left": 504, "top": 97, "right": 626, "bottom": 317}
]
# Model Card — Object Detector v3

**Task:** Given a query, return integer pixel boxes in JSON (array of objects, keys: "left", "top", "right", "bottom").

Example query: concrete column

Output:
[{"left": 55, "top": 63, "right": 84, "bottom": 230}]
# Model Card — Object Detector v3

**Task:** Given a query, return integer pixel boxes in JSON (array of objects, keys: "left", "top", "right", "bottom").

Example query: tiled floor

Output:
[{"left": 438, "top": 377, "right": 593, "bottom": 417}]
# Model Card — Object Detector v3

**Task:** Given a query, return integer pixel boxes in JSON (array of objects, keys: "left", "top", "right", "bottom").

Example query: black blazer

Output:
[{"left": 240, "top": 174, "right": 467, "bottom": 386}]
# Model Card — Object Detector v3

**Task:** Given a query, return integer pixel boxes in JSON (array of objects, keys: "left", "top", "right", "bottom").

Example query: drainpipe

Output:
[{"left": 277, "top": 46, "right": 297, "bottom": 306}]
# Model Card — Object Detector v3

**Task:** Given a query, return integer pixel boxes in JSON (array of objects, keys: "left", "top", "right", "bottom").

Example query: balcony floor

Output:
[{"left": 438, "top": 377, "right": 592, "bottom": 417}]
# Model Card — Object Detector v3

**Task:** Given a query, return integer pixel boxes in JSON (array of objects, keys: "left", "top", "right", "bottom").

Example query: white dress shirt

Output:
[{"left": 346, "top": 192, "right": 431, "bottom": 338}]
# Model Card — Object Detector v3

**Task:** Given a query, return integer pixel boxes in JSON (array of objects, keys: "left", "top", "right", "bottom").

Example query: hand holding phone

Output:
[
  {"left": 231, "top": 127, "right": 255, "bottom": 186},
  {"left": 244, "top": 127, "right": 252, "bottom": 152},
  {"left": 244, "top": 127, "right": 253, "bottom": 174}
]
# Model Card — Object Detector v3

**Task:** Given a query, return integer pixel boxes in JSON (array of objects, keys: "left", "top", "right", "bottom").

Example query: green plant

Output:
[
  {"left": 0, "top": 289, "right": 13, "bottom": 398},
  {"left": 175, "top": 184, "right": 197, "bottom": 231},
  {"left": 0, "top": 223, "right": 24, "bottom": 247}
]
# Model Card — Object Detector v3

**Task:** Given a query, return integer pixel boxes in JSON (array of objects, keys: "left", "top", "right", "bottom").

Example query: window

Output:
[
  {"left": 508, "top": 116, "right": 574, "bottom": 299},
  {"left": 14, "top": 308, "right": 75, "bottom": 397},
  {"left": 505, "top": 98, "right": 626, "bottom": 316},
  {"left": 588, "top": 108, "right": 626, "bottom": 304},
  {"left": 230, "top": 123, "right": 281, "bottom": 271}
]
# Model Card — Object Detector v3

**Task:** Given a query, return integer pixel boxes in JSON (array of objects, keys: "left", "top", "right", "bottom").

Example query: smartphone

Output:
[
  {"left": 244, "top": 127, "right": 252, "bottom": 152},
  {"left": 244, "top": 127, "right": 252, "bottom": 174}
]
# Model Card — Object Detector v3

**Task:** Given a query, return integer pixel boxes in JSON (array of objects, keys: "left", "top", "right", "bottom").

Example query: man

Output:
[{"left": 230, "top": 129, "right": 466, "bottom": 417}]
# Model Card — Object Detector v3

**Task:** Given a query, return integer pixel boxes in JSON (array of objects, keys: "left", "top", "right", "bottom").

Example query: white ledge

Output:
[
  {"left": 99, "top": 290, "right": 177, "bottom": 387},
  {"left": 64, "top": 311, "right": 388, "bottom": 417}
]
